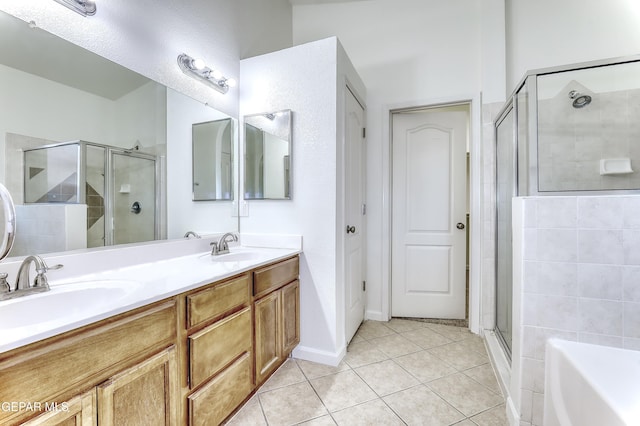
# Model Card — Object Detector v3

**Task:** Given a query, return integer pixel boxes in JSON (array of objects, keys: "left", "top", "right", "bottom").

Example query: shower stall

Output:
[
  {"left": 493, "top": 56, "right": 640, "bottom": 358},
  {"left": 24, "top": 140, "right": 159, "bottom": 248}
]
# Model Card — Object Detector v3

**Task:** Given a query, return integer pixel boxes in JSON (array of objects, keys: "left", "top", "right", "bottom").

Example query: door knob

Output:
[
  {"left": 456, "top": 222, "right": 465, "bottom": 230},
  {"left": 346, "top": 225, "right": 356, "bottom": 234}
]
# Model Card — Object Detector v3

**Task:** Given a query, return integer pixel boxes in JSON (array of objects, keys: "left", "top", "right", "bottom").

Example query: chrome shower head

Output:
[{"left": 568, "top": 90, "right": 592, "bottom": 108}]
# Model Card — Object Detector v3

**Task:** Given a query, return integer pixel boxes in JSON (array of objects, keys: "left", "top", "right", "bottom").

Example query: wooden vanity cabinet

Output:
[
  {"left": 253, "top": 257, "right": 300, "bottom": 385},
  {"left": 21, "top": 391, "right": 96, "bottom": 426},
  {"left": 183, "top": 273, "right": 253, "bottom": 426},
  {"left": 3, "top": 300, "right": 178, "bottom": 426},
  {"left": 3, "top": 255, "right": 300, "bottom": 426},
  {"left": 97, "top": 346, "right": 179, "bottom": 426}
]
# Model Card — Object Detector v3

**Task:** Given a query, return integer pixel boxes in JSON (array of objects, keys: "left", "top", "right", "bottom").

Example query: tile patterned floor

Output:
[{"left": 227, "top": 319, "right": 508, "bottom": 426}]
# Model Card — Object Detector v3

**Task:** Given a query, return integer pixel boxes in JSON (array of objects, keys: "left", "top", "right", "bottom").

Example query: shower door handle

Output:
[{"left": 456, "top": 222, "right": 465, "bottom": 230}]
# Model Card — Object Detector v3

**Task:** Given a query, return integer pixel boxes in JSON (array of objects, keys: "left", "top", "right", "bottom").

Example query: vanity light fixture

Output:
[
  {"left": 52, "top": 0, "right": 96, "bottom": 16},
  {"left": 177, "top": 53, "right": 236, "bottom": 94}
]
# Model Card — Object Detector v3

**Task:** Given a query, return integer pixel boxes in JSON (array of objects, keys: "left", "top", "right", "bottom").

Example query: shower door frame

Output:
[
  {"left": 105, "top": 148, "right": 161, "bottom": 246},
  {"left": 494, "top": 97, "right": 518, "bottom": 360},
  {"left": 23, "top": 140, "right": 161, "bottom": 247}
]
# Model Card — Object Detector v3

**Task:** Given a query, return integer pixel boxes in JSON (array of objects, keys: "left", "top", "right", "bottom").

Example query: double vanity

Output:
[{"left": 0, "top": 240, "right": 301, "bottom": 425}]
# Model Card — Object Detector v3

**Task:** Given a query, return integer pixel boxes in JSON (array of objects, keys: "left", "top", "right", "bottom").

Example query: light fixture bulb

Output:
[
  {"left": 226, "top": 78, "right": 237, "bottom": 88},
  {"left": 191, "top": 58, "right": 205, "bottom": 71},
  {"left": 211, "top": 69, "right": 223, "bottom": 80}
]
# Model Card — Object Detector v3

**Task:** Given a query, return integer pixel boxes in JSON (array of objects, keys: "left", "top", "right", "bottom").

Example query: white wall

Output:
[
  {"left": 293, "top": 0, "right": 504, "bottom": 324},
  {"left": 240, "top": 38, "right": 340, "bottom": 362},
  {"left": 166, "top": 89, "right": 238, "bottom": 238},
  {"left": 505, "top": 0, "right": 640, "bottom": 93},
  {"left": 0, "top": 0, "right": 294, "bottom": 118},
  {"left": 240, "top": 38, "right": 366, "bottom": 364}
]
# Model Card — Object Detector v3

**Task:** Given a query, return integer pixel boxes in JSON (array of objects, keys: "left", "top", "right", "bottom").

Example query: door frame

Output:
[{"left": 380, "top": 94, "right": 482, "bottom": 333}]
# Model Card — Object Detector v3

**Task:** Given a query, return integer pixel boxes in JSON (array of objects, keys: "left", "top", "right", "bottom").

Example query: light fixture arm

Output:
[
  {"left": 52, "top": 0, "right": 96, "bottom": 16},
  {"left": 177, "top": 53, "right": 235, "bottom": 94}
]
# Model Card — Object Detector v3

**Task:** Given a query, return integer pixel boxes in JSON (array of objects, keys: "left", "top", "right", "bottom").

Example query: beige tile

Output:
[
  {"left": 355, "top": 320, "right": 395, "bottom": 340},
  {"left": 400, "top": 327, "right": 453, "bottom": 349},
  {"left": 297, "top": 414, "right": 337, "bottom": 425},
  {"left": 455, "top": 334, "right": 488, "bottom": 354},
  {"left": 259, "top": 381, "right": 328, "bottom": 426},
  {"left": 394, "top": 350, "right": 457, "bottom": 383},
  {"left": 310, "top": 370, "right": 378, "bottom": 412},
  {"left": 386, "top": 318, "right": 426, "bottom": 333},
  {"left": 366, "top": 333, "right": 422, "bottom": 358},
  {"left": 344, "top": 340, "right": 389, "bottom": 368},
  {"left": 354, "top": 359, "right": 419, "bottom": 396},
  {"left": 332, "top": 399, "right": 404, "bottom": 426},
  {"left": 451, "top": 420, "right": 477, "bottom": 425},
  {"left": 383, "top": 384, "right": 464, "bottom": 425},
  {"left": 296, "top": 358, "right": 351, "bottom": 380},
  {"left": 225, "top": 395, "right": 266, "bottom": 425},
  {"left": 428, "top": 373, "right": 504, "bottom": 417},
  {"left": 428, "top": 341, "right": 489, "bottom": 371},
  {"left": 463, "top": 363, "right": 503, "bottom": 395},
  {"left": 349, "top": 334, "right": 367, "bottom": 344},
  {"left": 425, "top": 323, "right": 473, "bottom": 341},
  {"left": 258, "top": 358, "right": 307, "bottom": 393},
  {"left": 471, "top": 403, "right": 509, "bottom": 426}
]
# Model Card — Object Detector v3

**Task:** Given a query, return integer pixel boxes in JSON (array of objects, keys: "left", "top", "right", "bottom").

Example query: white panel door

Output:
[
  {"left": 345, "top": 89, "right": 366, "bottom": 343},
  {"left": 391, "top": 108, "right": 467, "bottom": 319}
]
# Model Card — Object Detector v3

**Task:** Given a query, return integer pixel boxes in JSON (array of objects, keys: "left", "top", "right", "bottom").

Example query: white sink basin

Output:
[
  {"left": 544, "top": 339, "right": 640, "bottom": 426},
  {"left": 199, "top": 249, "right": 267, "bottom": 263},
  {"left": 0, "top": 280, "right": 143, "bottom": 330}
]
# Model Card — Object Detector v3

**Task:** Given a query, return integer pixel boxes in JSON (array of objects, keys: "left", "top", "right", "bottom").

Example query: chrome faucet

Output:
[
  {"left": 184, "top": 231, "right": 201, "bottom": 239},
  {"left": 0, "top": 255, "right": 63, "bottom": 300},
  {"left": 210, "top": 232, "right": 238, "bottom": 256}
]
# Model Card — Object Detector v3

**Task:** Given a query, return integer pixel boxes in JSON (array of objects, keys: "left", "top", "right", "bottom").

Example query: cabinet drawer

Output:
[
  {"left": 188, "top": 352, "right": 252, "bottom": 426},
  {"left": 253, "top": 256, "right": 299, "bottom": 297},
  {"left": 186, "top": 274, "right": 251, "bottom": 329},
  {"left": 189, "top": 307, "right": 252, "bottom": 388}
]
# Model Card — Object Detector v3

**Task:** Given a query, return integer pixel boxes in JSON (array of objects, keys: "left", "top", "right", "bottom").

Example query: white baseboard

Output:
[
  {"left": 507, "top": 396, "right": 521, "bottom": 426},
  {"left": 365, "top": 310, "right": 386, "bottom": 321},
  {"left": 292, "top": 344, "right": 346, "bottom": 367}
]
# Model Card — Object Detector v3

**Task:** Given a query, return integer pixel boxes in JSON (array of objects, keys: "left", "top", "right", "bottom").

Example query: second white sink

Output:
[{"left": 0, "top": 280, "right": 143, "bottom": 330}]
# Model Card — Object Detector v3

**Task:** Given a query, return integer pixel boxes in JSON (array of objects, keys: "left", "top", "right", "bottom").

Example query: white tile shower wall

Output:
[
  {"left": 12, "top": 204, "right": 86, "bottom": 256},
  {"left": 514, "top": 195, "right": 640, "bottom": 425}
]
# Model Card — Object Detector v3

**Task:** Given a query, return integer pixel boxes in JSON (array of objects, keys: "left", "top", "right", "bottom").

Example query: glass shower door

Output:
[
  {"left": 495, "top": 104, "right": 516, "bottom": 357},
  {"left": 110, "top": 151, "right": 157, "bottom": 245}
]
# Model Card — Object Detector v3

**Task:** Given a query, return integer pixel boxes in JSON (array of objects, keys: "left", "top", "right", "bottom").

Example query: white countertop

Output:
[{"left": 0, "top": 245, "right": 300, "bottom": 354}]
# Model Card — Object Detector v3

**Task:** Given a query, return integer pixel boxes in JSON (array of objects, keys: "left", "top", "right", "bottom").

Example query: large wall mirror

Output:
[
  {"left": 244, "top": 110, "right": 292, "bottom": 200},
  {"left": 192, "top": 119, "right": 234, "bottom": 201},
  {"left": 0, "top": 9, "right": 238, "bottom": 259}
]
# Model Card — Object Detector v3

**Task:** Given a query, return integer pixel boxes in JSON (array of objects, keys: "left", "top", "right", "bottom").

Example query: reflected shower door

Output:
[{"left": 110, "top": 152, "right": 157, "bottom": 245}]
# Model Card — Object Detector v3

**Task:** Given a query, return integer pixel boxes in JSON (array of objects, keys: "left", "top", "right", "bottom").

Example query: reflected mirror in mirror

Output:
[
  {"left": 0, "top": 9, "right": 238, "bottom": 259},
  {"left": 192, "top": 119, "right": 234, "bottom": 201},
  {"left": 537, "top": 60, "right": 640, "bottom": 192},
  {"left": 244, "top": 110, "right": 292, "bottom": 200}
]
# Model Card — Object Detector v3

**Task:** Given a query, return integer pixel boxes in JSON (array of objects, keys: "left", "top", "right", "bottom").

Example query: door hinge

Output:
[
  {"left": 361, "top": 203, "right": 367, "bottom": 215},
  {"left": 362, "top": 127, "right": 366, "bottom": 138},
  {"left": 362, "top": 281, "right": 366, "bottom": 291}
]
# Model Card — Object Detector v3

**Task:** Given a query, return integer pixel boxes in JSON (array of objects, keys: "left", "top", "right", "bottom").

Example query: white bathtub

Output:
[{"left": 544, "top": 339, "right": 640, "bottom": 426}]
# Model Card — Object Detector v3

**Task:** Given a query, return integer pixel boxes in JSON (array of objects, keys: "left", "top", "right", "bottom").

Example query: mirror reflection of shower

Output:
[{"left": 14, "top": 139, "right": 159, "bottom": 256}]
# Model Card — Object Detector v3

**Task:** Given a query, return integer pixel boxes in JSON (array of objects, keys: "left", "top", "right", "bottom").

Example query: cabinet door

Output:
[
  {"left": 254, "top": 291, "right": 281, "bottom": 385},
  {"left": 97, "top": 346, "right": 178, "bottom": 426},
  {"left": 21, "top": 391, "right": 96, "bottom": 426},
  {"left": 281, "top": 280, "right": 300, "bottom": 355}
]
